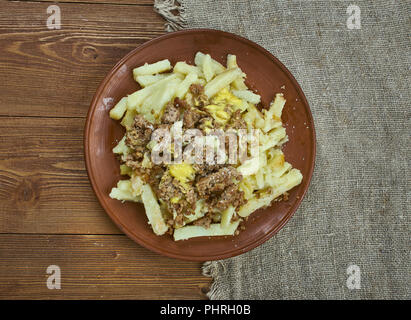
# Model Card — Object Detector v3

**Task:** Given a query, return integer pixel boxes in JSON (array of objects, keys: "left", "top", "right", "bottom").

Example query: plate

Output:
[{"left": 84, "top": 29, "right": 316, "bottom": 261}]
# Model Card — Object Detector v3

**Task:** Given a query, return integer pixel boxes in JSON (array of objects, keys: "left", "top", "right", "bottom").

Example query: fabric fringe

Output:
[
  {"left": 202, "top": 261, "right": 227, "bottom": 300},
  {"left": 154, "top": 0, "right": 188, "bottom": 32}
]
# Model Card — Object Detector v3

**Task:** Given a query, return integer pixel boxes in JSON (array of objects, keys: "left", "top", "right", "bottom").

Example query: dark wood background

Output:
[{"left": 0, "top": 0, "right": 211, "bottom": 299}]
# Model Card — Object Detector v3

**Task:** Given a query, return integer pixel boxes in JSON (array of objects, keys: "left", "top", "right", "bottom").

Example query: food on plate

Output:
[{"left": 109, "top": 52, "right": 303, "bottom": 241}]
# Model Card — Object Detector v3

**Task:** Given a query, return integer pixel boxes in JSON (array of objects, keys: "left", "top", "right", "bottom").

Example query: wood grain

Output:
[
  {"left": 22, "top": 0, "right": 154, "bottom": 5},
  {"left": 0, "top": 234, "right": 211, "bottom": 299},
  {"left": 0, "top": 116, "right": 122, "bottom": 234},
  {"left": 0, "top": 0, "right": 165, "bottom": 117},
  {"left": 0, "top": 1, "right": 212, "bottom": 300}
]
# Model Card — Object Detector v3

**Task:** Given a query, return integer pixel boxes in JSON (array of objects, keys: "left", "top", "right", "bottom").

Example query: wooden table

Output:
[{"left": 0, "top": 0, "right": 211, "bottom": 299}]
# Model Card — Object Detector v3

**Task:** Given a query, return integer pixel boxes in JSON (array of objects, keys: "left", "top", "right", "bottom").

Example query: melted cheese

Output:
[
  {"left": 213, "top": 88, "right": 242, "bottom": 106},
  {"left": 169, "top": 163, "right": 195, "bottom": 188},
  {"left": 212, "top": 88, "right": 245, "bottom": 111},
  {"left": 170, "top": 197, "right": 180, "bottom": 204},
  {"left": 205, "top": 88, "right": 247, "bottom": 124},
  {"left": 205, "top": 104, "right": 230, "bottom": 124}
]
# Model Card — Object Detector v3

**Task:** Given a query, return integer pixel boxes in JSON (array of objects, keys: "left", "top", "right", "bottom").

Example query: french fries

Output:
[
  {"left": 176, "top": 73, "right": 198, "bottom": 99},
  {"left": 141, "top": 184, "right": 168, "bottom": 236},
  {"left": 109, "top": 180, "right": 140, "bottom": 202},
  {"left": 127, "top": 73, "right": 180, "bottom": 111},
  {"left": 226, "top": 54, "right": 238, "bottom": 69},
  {"left": 243, "top": 103, "right": 265, "bottom": 129},
  {"left": 261, "top": 93, "right": 286, "bottom": 132},
  {"left": 220, "top": 206, "right": 235, "bottom": 229},
  {"left": 238, "top": 169, "right": 302, "bottom": 217},
  {"left": 135, "top": 74, "right": 169, "bottom": 87},
  {"left": 173, "top": 61, "right": 203, "bottom": 77},
  {"left": 195, "top": 51, "right": 225, "bottom": 74},
  {"left": 232, "top": 89, "right": 261, "bottom": 105},
  {"left": 130, "top": 174, "right": 145, "bottom": 196},
  {"left": 259, "top": 127, "right": 287, "bottom": 152},
  {"left": 204, "top": 68, "right": 242, "bottom": 98},
  {"left": 120, "top": 109, "right": 137, "bottom": 129},
  {"left": 237, "top": 156, "right": 260, "bottom": 176},
  {"left": 132, "top": 59, "right": 171, "bottom": 77},
  {"left": 226, "top": 54, "right": 248, "bottom": 90},
  {"left": 202, "top": 54, "right": 215, "bottom": 82},
  {"left": 173, "top": 221, "right": 240, "bottom": 241},
  {"left": 139, "top": 78, "right": 182, "bottom": 122},
  {"left": 112, "top": 136, "right": 131, "bottom": 155},
  {"left": 109, "top": 97, "right": 128, "bottom": 120}
]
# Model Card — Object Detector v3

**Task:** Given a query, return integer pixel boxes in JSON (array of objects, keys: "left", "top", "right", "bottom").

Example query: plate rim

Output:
[{"left": 84, "top": 28, "right": 316, "bottom": 261}]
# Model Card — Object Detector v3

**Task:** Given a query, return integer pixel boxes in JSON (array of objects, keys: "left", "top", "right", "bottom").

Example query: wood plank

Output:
[
  {"left": 0, "top": 234, "right": 211, "bottom": 299},
  {"left": 17, "top": 0, "right": 154, "bottom": 5},
  {"left": 0, "top": 116, "right": 121, "bottom": 234},
  {"left": 0, "top": 0, "right": 165, "bottom": 117}
]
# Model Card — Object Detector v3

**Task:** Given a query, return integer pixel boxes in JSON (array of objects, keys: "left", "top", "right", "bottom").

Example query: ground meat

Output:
[
  {"left": 157, "top": 173, "right": 182, "bottom": 203},
  {"left": 161, "top": 101, "right": 180, "bottom": 124},
  {"left": 193, "top": 163, "right": 226, "bottom": 178},
  {"left": 185, "top": 187, "right": 197, "bottom": 207},
  {"left": 189, "top": 83, "right": 204, "bottom": 96},
  {"left": 170, "top": 184, "right": 197, "bottom": 216},
  {"left": 183, "top": 108, "right": 203, "bottom": 128},
  {"left": 174, "top": 213, "right": 185, "bottom": 228},
  {"left": 228, "top": 109, "right": 247, "bottom": 129},
  {"left": 157, "top": 172, "right": 198, "bottom": 218},
  {"left": 211, "top": 184, "right": 246, "bottom": 211},
  {"left": 155, "top": 123, "right": 172, "bottom": 131},
  {"left": 173, "top": 199, "right": 195, "bottom": 217},
  {"left": 174, "top": 97, "right": 189, "bottom": 110},
  {"left": 196, "top": 166, "right": 241, "bottom": 198},
  {"left": 145, "top": 165, "right": 165, "bottom": 190},
  {"left": 197, "top": 116, "right": 214, "bottom": 132},
  {"left": 125, "top": 114, "right": 153, "bottom": 149},
  {"left": 121, "top": 146, "right": 145, "bottom": 169},
  {"left": 167, "top": 189, "right": 198, "bottom": 226},
  {"left": 125, "top": 158, "right": 141, "bottom": 171},
  {"left": 189, "top": 84, "right": 208, "bottom": 107},
  {"left": 192, "top": 213, "right": 212, "bottom": 229}
]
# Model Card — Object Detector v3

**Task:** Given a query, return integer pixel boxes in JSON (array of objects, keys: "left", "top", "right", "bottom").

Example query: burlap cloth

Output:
[{"left": 154, "top": 0, "right": 410, "bottom": 299}]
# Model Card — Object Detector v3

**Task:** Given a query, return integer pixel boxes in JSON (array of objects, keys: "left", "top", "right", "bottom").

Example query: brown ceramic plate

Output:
[{"left": 84, "top": 29, "right": 316, "bottom": 261}]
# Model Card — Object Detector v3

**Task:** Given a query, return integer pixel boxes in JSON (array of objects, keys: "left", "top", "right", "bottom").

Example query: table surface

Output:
[{"left": 0, "top": 0, "right": 211, "bottom": 299}]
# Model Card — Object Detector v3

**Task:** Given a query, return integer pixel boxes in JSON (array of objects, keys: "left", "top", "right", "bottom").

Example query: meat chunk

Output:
[
  {"left": 122, "top": 147, "right": 145, "bottom": 169},
  {"left": 161, "top": 101, "right": 180, "bottom": 124},
  {"left": 211, "top": 184, "right": 246, "bottom": 211},
  {"left": 157, "top": 172, "right": 198, "bottom": 219},
  {"left": 185, "top": 187, "right": 197, "bottom": 207},
  {"left": 192, "top": 213, "right": 212, "bottom": 229},
  {"left": 157, "top": 173, "right": 182, "bottom": 203},
  {"left": 174, "top": 213, "right": 185, "bottom": 228},
  {"left": 189, "top": 84, "right": 208, "bottom": 107},
  {"left": 196, "top": 166, "right": 241, "bottom": 198},
  {"left": 189, "top": 83, "right": 204, "bottom": 96},
  {"left": 125, "top": 114, "right": 153, "bottom": 149},
  {"left": 174, "top": 97, "right": 189, "bottom": 110},
  {"left": 196, "top": 116, "right": 214, "bottom": 133},
  {"left": 228, "top": 109, "right": 247, "bottom": 129},
  {"left": 193, "top": 163, "right": 225, "bottom": 178},
  {"left": 183, "top": 108, "right": 203, "bottom": 128},
  {"left": 145, "top": 165, "right": 165, "bottom": 190}
]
